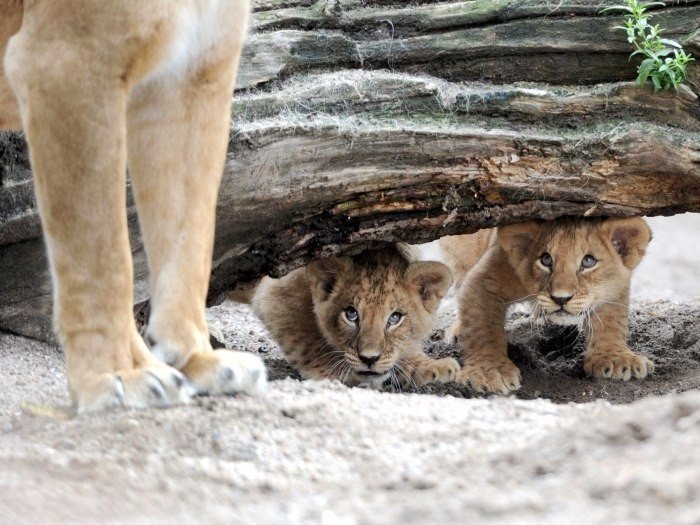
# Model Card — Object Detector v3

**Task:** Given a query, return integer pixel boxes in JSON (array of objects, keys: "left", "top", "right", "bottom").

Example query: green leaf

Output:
[
  {"left": 637, "top": 58, "right": 656, "bottom": 84},
  {"left": 676, "top": 50, "right": 695, "bottom": 63},
  {"left": 656, "top": 48, "right": 675, "bottom": 57},
  {"left": 601, "top": 5, "right": 634, "bottom": 13},
  {"left": 659, "top": 38, "right": 681, "bottom": 48},
  {"left": 651, "top": 75, "right": 662, "bottom": 91}
]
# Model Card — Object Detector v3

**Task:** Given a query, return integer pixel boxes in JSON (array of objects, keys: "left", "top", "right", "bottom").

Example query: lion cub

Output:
[
  {"left": 235, "top": 246, "right": 460, "bottom": 390},
  {"left": 440, "top": 217, "right": 653, "bottom": 394}
]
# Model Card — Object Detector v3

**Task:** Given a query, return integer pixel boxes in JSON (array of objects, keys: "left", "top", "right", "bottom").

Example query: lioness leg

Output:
[
  {"left": 0, "top": 0, "right": 22, "bottom": 130},
  {"left": 126, "top": 29, "right": 266, "bottom": 397},
  {"left": 4, "top": 4, "right": 193, "bottom": 412}
]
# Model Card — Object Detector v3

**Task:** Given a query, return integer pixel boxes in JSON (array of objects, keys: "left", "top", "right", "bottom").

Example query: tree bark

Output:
[{"left": 1, "top": 0, "right": 698, "bottom": 342}]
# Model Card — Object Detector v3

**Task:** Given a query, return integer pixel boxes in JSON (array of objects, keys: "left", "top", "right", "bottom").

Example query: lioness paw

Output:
[
  {"left": 584, "top": 350, "right": 654, "bottom": 380},
  {"left": 458, "top": 358, "right": 521, "bottom": 395},
  {"left": 182, "top": 350, "right": 267, "bottom": 397},
  {"left": 412, "top": 357, "right": 460, "bottom": 387},
  {"left": 76, "top": 365, "right": 194, "bottom": 414}
]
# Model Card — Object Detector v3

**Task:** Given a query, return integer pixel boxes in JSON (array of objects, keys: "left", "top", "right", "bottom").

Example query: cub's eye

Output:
[
  {"left": 540, "top": 252, "right": 553, "bottom": 268},
  {"left": 343, "top": 306, "right": 359, "bottom": 323},
  {"left": 581, "top": 254, "right": 597, "bottom": 269},
  {"left": 387, "top": 312, "right": 403, "bottom": 326}
]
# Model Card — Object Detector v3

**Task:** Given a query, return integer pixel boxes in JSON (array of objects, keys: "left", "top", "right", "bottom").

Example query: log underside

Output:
[{"left": 1, "top": 0, "right": 698, "bottom": 342}]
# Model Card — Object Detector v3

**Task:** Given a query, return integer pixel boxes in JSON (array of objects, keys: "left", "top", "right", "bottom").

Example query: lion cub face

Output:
[
  {"left": 307, "top": 248, "right": 452, "bottom": 386},
  {"left": 497, "top": 217, "right": 650, "bottom": 323}
]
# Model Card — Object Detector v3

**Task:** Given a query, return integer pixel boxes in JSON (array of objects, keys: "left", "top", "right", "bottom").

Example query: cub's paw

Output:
[
  {"left": 458, "top": 357, "right": 521, "bottom": 395},
  {"left": 182, "top": 350, "right": 267, "bottom": 397},
  {"left": 412, "top": 357, "right": 460, "bottom": 387},
  {"left": 444, "top": 321, "right": 461, "bottom": 344},
  {"left": 75, "top": 365, "right": 194, "bottom": 414},
  {"left": 584, "top": 349, "right": 654, "bottom": 380}
]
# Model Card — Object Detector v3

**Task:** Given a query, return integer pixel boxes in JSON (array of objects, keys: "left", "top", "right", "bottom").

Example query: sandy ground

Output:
[{"left": 0, "top": 214, "right": 698, "bottom": 524}]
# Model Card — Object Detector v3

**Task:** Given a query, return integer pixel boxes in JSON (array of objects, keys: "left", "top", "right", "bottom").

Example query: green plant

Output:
[{"left": 602, "top": 0, "right": 695, "bottom": 91}]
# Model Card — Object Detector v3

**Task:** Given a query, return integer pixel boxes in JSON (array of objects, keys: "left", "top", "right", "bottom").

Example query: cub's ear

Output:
[
  {"left": 307, "top": 256, "right": 353, "bottom": 299},
  {"left": 406, "top": 261, "right": 453, "bottom": 313},
  {"left": 497, "top": 221, "right": 540, "bottom": 256},
  {"left": 604, "top": 217, "right": 651, "bottom": 269}
]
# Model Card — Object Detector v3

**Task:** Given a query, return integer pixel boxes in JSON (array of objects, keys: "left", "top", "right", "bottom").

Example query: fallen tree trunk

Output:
[{"left": 1, "top": 0, "right": 699, "bottom": 342}]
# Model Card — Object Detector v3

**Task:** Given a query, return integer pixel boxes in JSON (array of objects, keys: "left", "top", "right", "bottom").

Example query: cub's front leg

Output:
[
  {"left": 584, "top": 301, "right": 654, "bottom": 380},
  {"left": 397, "top": 349, "right": 460, "bottom": 389},
  {"left": 454, "top": 272, "right": 522, "bottom": 395}
]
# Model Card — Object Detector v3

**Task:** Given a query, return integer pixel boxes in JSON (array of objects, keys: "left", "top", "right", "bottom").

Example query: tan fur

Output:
[
  {"left": 240, "top": 246, "right": 460, "bottom": 389},
  {"left": 1, "top": 0, "right": 266, "bottom": 412},
  {"left": 440, "top": 217, "right": 653, "bottom": 394}
]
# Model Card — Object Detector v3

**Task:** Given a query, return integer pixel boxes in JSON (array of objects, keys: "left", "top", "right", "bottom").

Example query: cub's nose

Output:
[
  {"left": 358, "top": 354, "right": 380, "bottom": 367},
  {"left": 551, "top": 294, "right": 573, "bottom": 306}
]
